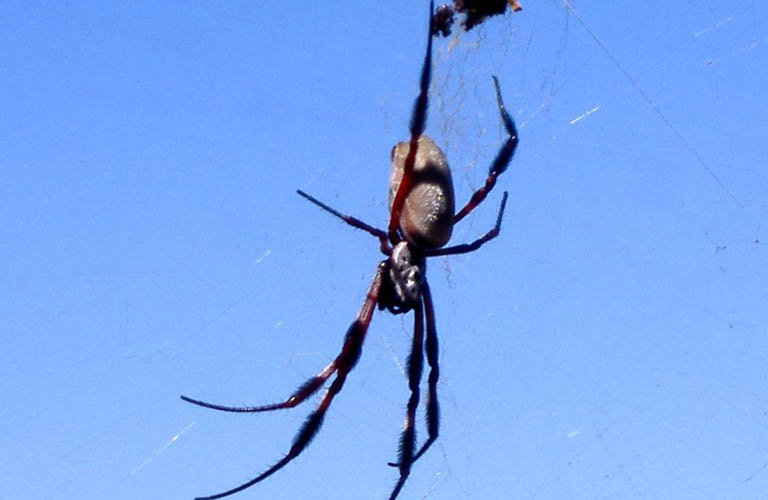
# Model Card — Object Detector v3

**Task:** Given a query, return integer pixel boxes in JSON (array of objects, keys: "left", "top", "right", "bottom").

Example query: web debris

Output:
[
  {"left": 130, "top": 421, "right": 195, "bottom": 476},
  {"left": 569, "top": 106, "right": 600, "bottom": 125}
]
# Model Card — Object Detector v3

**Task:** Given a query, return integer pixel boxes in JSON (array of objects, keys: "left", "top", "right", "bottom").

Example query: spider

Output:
[{"left": 181, "top": 2, "right": 518, "bottom": 499}]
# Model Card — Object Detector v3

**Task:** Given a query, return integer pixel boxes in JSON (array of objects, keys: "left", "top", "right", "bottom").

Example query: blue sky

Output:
[{"left": 2, "top": 1, "right": 767, "bottom": 499}]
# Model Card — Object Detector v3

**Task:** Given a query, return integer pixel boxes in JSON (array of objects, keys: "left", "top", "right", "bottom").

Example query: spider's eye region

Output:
[{"left": 389, "top": 242, "right": 424, "bottom": 305}]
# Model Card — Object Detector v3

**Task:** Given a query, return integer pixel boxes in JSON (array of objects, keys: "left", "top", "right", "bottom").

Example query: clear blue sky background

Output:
[{"left": 2, "top": 2, "right": 767, "bottom": 499}]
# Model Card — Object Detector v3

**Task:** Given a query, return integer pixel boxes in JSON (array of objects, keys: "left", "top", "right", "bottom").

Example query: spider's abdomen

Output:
[{"left": 389, "top": 135, "right": 455, "bottom": 249}]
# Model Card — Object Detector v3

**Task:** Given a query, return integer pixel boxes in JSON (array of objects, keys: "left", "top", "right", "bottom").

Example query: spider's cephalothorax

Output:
[
  {"left": 379, "top": 241, "right": 426, "bottom": 315},
  {"left": 181, "top": 2, "right": 519, "bottom": 500}
]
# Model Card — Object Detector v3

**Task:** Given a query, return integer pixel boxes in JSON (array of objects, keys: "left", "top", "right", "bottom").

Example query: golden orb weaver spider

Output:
[{"left": 181, "top": 2, "right": 518, "bottom": 499}]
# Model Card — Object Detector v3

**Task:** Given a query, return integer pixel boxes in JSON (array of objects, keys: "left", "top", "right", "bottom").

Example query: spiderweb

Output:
[{"left": 3, "top": 2, "right": 766, "bottom": 500}]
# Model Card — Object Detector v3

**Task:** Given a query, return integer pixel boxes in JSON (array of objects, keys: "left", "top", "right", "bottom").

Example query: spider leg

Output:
[
  {"left": 297, "top": 189, "right": 391, "bottom": 255},
  {"left": 427, "top": 191, "right": 508, "bottom": 257},
  {"left": 388, "top": 0, "right": 434, "bottom": 242},
  {"left": 180, "top": 360, "right": 336, "bottom": 413},
  {"left": 388, "top": 297, "right": 425, "bottom": 500},
  {"left": 453, "top": 76, "right": 518, "bottom": 224},
  {"left": 388, "top": 279, "right": 440, "bottom": 468},
  {"left": 188, "top": 266, "right": 384, "bottom": 500},
  {"left": 388, "top": 280, "right": 440, "bottom": 467},
  {"left": 413, "top": 281, "right": 440, "bottom": 462}
]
